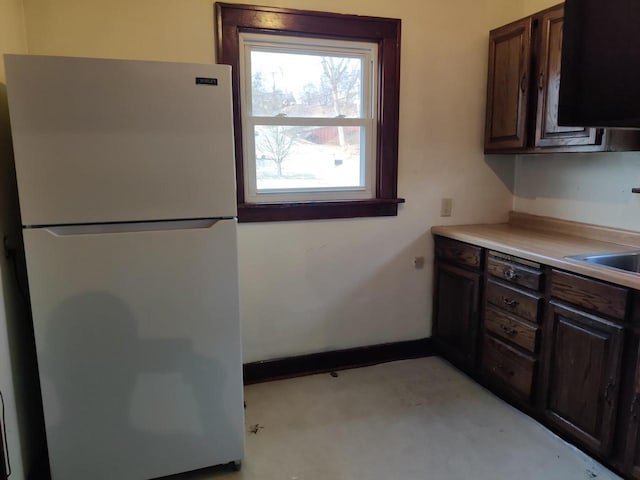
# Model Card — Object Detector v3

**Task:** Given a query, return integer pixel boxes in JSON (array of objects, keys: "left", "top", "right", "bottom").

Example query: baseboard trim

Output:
[{"left": 243, "top": 338, "right": 435, "bottom": 385}]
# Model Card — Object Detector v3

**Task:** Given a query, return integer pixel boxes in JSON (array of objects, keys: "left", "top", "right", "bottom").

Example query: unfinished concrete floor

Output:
[{"left": 168, "top": 357, "right": 620, "bottom": 480}]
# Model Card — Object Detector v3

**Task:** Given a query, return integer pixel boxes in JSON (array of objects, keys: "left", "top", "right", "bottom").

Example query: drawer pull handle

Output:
[
  {"left": 604, "top": 380, "right": 615, "bottom": 405},
  {"left": 492, "top": 363, "right": 514, "bottom": 377},
  {"left": 631, "top": 393, "right": 640, "bottom": 418},
  {"left": 499, "top": 324, "right": 517, "bottom": 336},
  {"left": 503, "top": 268, "right": 518, "bottom": 280},
  {"left": 502, "top": 297, "right": 519, "bottom": 307}
]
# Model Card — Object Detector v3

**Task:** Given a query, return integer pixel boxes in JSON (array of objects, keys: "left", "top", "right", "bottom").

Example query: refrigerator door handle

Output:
[{"left": 40, "top": 219, "right": 228, "bottom": 236}]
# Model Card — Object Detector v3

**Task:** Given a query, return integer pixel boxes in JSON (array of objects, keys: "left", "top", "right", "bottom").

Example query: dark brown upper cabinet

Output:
[
  {"left": 534, "top": 6, "right": 599, "bottom": 148},
  {"left": 485, "top": 4, "right": 640, "bottom": 154},
  {"left": 485, "top": 18, "right": 532, "bottom": 151}
]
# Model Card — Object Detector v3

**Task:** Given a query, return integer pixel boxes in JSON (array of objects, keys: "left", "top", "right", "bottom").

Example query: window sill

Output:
[{"left": 238, "top": 198, "right": 406, "bottom": 222}]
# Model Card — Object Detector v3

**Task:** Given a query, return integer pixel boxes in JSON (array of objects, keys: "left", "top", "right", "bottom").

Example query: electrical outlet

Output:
[{"left": 440, "top": 198, "right": 453, "bottom": 217}]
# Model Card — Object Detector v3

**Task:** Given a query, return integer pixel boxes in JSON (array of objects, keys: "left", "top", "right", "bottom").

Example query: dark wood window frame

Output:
[{"left": 215, "top": 3, "right": 404, "bottom": 222}]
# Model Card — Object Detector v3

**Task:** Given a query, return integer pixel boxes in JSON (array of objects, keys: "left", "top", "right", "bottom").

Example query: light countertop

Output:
[{"left": 431, "top": 214, "right": 640, "bottom": 290}]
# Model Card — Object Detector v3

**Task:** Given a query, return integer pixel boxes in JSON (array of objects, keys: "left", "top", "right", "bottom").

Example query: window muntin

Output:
[{"left": 240, "top": 34, "right": 378, "bottom": 203}]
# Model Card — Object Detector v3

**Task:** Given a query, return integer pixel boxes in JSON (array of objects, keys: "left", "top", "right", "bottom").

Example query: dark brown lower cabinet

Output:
[
  {"left": 433, "top": 260, "right": 481, "bottom": 370},
  {"left": 622, "top": 340, "right": 640, "bottom": 479},
  {"left": 431, "top": 236, "right": 640, "bottom": 477},
  {"left": 542, "top": 301, "right": 624, "bottom": 457},
  {"left": 627, "top": 428, "right": 640, "bottom": 479}
]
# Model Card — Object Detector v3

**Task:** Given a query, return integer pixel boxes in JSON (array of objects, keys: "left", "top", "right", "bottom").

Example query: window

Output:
[
  {"left": 241, "top": 35, "right": 377, "bottom": 203},
  {"left": 215, "top": 3, "right": 403, "bottom": 222}
]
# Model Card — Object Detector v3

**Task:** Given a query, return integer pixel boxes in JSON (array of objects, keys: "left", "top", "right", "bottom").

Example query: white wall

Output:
[
  {"left": 514, "top": 153, "right": 640, "bottom": 231},
  {"left": 523, "top": 0, "right": 558, "bottom": 14}
]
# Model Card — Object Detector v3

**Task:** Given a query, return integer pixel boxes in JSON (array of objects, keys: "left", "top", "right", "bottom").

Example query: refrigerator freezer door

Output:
[
  {"left": 6, "top": 55, "right": 237, "bottom": 226},
  {"left": 24, "top": 220, "right": 244, "bottom": 480}
]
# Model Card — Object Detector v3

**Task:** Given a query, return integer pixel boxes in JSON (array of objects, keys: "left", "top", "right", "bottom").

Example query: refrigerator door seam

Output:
[{"left": 25, "top": 218, "right": 236, "bottom": 235}]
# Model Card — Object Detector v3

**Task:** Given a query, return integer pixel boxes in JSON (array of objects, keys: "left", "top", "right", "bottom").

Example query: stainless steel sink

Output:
[{"left": 566, "top": 251, "right": 640, "bottom": 274}]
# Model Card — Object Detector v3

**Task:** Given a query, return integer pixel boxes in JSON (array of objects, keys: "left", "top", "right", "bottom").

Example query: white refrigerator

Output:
[{"left": 4, "top": 54, "right": 245, "bottom": 479}]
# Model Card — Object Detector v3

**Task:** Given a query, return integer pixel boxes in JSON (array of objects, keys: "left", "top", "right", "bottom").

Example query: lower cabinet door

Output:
[
  {"left": 622, "top": 340, "right": 640, "bottom": 479},
  {"left": 433, "top": 260, "right": 481, "bottom": 370},
  {"left": 542, "top": 302, "right": 624, "bottom": 456}
]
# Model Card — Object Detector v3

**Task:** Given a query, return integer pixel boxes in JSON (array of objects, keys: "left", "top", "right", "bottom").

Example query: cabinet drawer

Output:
[
  {"left": 487, "top": 255, "right": 543, "bottom": 291},
  {"left": 486, "top": 280, "right": 542, "bottom": 324},
  {"left": 483, "top": 335, "right": 536, "bottom": 401},
  {"left": 485, "top": 305, "right": 539, "bottom": 353},
  {"left": 435, "top": 237, "right": 482, "bottom": 269},
  {"left": 551, "top": 270, "right": 629, "bottom": 320}
]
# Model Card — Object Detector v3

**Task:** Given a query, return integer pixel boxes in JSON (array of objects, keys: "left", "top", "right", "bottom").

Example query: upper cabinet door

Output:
[
  {"left": 534, "top": 6, "right": 601, "bottom": 148},
  {"left": 484, "top": 18, "right": 533, "bottom": 151}
]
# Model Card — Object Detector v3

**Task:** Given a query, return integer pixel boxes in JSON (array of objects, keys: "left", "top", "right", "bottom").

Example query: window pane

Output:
[
  {"left": 254, "top": 125, "right": 365, "bottom": 191},
  {"left": 251, "top": 51, "right": 363, "bottom": 118}
]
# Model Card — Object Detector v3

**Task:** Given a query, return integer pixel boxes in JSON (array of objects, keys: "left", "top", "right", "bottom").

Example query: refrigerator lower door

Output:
[{"left": 24, "top": 219, "right": 244, "bottom": 480}]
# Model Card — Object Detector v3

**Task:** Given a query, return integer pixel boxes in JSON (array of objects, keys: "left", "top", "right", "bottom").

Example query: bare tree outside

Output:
[
  {"left": 257, "top": 126, "right": 294, "bottom": 177},
  {"left": 320, "top": 57, "right": 361, "bottom": 145}
]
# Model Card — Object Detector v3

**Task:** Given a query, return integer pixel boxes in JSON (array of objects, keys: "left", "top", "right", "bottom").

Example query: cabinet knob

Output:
[
  {"left": 499, "top": 324, "right": 518, "bottom": 336},
  {"left": 503, "top": 268, "right": 518, "bottom": 280},
  {"left": 502, "top": 296, "right": 519, "bottom": 307}
]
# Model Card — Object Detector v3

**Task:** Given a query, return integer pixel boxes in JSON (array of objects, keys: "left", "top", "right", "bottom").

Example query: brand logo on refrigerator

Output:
[{"left": 195, "top": 77, "right": 218, "bottom": 86}]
